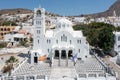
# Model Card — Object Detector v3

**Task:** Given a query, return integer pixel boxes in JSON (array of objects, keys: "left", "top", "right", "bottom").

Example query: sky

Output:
[{"left": 0, "top": 0, "right": 116, "bottom": 16}]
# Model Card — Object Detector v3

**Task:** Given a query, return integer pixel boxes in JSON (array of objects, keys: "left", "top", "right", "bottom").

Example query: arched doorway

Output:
[
  {"left": 54, "top": 50, "right": 59, "bottom": 59},
  {"left": 68, "top": 50, "right": 73, "bottom": 59},
  {"left": 34, "top": 57, "right": 38, "bottom": 63},
  {"left": 34, "top": 53, "right": 38, "bottom": 63},
  {"left": 61, "top": 50, "right": 66, "bottom": 59}
]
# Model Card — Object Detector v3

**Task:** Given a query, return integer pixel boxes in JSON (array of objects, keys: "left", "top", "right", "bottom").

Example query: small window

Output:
[
  {"left": 118, "top": 45, "right": 120, "bottom": 48},
  {"left": 56, "top": 40, "right": 58, "bottom": 44},
  {"left": 37, "top": 30, "right": 38, "bottom": 34},
  {"left": 36, "top": 21, "right": 38, "bottom": 24},
  {"left": 78, "top": 49, "right": 80, "bottom": 53},
  {"left": 77, "top": 40, "right": 81, "bottom": 44},
  {"left": 38, "top": 39, "right": 39, "bottom": 44},
  {"left": 4, "top": 28, "right": 6, "bottom": 31},
  {"left": 62, "top": 24, "right": 65, "bottom": 28},
  {"left": 0, "top": 28, "right": 3, "bottom": 31},
  {"left": 118, "top": 36, "right": 120, "bottom": 41},
  {"left": 47, "top": 40, "right": 49, "bottom": 43},
  {"left": 85, "top": 56, "right": 87, "bottom": 58},
  {"left": 61, "top": 34, "right": 67, "bottom": 42},
  {"left": 48, "top": 49, "right": 50, "bottom": 53},
  {"left": 70, "top": 40, "right": 72, "bottom": 44},
  {"left": 77, "top": 40, "right": 79, "bottom": 43},
  {"left": 35, "top": 53, "right": 37, "bottom": 56},
  {"left": 1, "top": 33, "right": 3, "bottom": 36},
  {"left": 38, "top": 21, "right": 41, "bottom": 25},
  {"left": 47, "top": 39, "right": 51, "bottom": 44},
  {"left": 8, "top": 28, "right": 10, "bottom": 31},
  {"left": 37, "top": 30, "right": 40, "bottom": 34},
  {"left": 67, "top": 24, "right": 69, "bottom": 27},
  {"left": 79, "top": 40, "right": 81, "bottom": 43},
  {"left": 59, "top": 24, "right": 61, "bottom": 28},
  {"left": 39, "top": 30, "right": 40, "bottom": 34},
  {"left": 49, "top": 40, "right": 51, "bottom": 43}
]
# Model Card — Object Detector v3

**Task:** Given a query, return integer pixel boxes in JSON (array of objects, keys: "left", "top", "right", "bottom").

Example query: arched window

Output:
[
  {"left": 39, "top": 30, "right": 40, "bottom": 34},
  {"left": 61, "top": 34, "right": 67, "bottom": 42},
  {"left": 35, "top": 53, "right": 37, "bottom": 56},
  {"left": 58, "top": 24, "right": 61, "bottom": 28},
  {"left": 36, "top": 10, "right": 41, "bottom": 17},
  {"left": 62, "top": 24, "right": 65, "bottom": 28},
  {"left": 56, "top": 40, "right": 58, "bottom": 44},
  {"left": 38, "top": 39, "right": 39, "bottom": 44},
  {"left": 67, "top": 24, "right": 69, "bottom": 27},
  {"left": 78, "top": 49, "right": 80, "bottom": 53},
  {"left": 70, "top": 40, "right": 72, "bottom": 44}
]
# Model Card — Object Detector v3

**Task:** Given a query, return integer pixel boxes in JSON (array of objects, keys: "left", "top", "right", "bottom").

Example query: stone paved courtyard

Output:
[{"left": 11, "top": 56, "right": 114, "bottom": 80}]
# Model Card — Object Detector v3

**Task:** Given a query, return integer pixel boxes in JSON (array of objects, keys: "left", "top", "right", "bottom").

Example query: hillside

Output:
[
  {"left": 85, "top": 0, "right": 120, "bottom": 18},
  {"left": 0, "top": 8, "right": 33, "bottom": 15},
  {"left": 0, "top": 8, "right": 60, "bottom": 17}
]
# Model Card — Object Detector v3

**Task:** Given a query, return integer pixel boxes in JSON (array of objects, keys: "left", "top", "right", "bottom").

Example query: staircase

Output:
[
  {"left": 50, "top": 59, "right": 77, "bottom": 80},
  {"left": 52, "top": 59, "right": 74, "bottom": 68},
  {"left": 49, "top": 67, "right": 77, "bottom": 80}
]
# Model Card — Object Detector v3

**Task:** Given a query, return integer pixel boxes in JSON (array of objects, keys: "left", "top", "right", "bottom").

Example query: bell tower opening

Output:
[{"left": 36, "top": 10, "right": 41, "bottom": 17}]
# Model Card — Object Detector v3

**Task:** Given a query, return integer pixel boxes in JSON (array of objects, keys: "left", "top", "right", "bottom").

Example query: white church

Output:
[
  {"left": 30, "top": 7, "right": 90, "bottom": 65},
  {"left": 1, "top": 7, "right": 117, "bottom": 80}
]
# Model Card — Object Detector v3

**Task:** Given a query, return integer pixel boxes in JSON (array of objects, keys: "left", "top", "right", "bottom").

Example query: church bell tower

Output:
[{"left": 33, "top": 7, "right": 45, "bottom": 50}]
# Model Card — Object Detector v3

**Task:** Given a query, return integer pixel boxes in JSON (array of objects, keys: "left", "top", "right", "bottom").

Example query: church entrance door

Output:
[
  {"left": 68, "top": 50, "right": 73, "bottom": 59},
  {"left": 34, "top": 57, "right": 38, "bottom": 63},
  {"left": 54, "top": 50, "right": 59, "bottom": 59},
  {"left": 61, "top": 50, "right": 66, "bottom": 59}
]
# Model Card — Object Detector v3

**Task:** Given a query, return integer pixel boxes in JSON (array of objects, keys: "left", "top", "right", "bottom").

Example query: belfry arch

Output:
[{"left": 36, "top": 10, "right": 41, "bottom": 17}]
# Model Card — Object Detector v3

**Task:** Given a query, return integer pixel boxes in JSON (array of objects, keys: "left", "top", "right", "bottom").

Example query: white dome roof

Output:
[{"left": 57, "top": 18, "right": 72, "bottom": 25}]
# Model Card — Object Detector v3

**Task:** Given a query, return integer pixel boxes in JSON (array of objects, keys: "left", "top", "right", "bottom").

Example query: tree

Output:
[
  {"left": 0, "top": 42, "right": 7, "bottom": 48},
  {"left": 5, "top": 56, "right": 18, "bottom": 64},
  {"left": 3, "top": 56, "right": 18, "bottom": 75},
  {"left": 98, "top": 27, "right": 115, "bottom": 51},
  {"left": 30, "top": 37, "right": 33, "bottom": 42},
  {"left": 73, "top": 22, "right": 115, "bottom": 52}
]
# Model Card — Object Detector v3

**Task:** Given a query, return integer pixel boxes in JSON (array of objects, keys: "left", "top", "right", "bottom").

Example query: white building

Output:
[
  {"left": 114, "top": 32, "right": 120, "bottom": 53},
  {"left": 113, "top": 31, "right": 120, "bottom": 65},
  {"left": 30, "top": 7, "right": 90, "bottom": 65},
  {"left": 4, "top": 32, "right": 27, "bottom": 45}
]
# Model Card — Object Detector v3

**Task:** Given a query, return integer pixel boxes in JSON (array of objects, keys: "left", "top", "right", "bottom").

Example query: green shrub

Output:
[
  {"left": 0, "top": 42, "right": 7, "bottom": 48},
  {"left": 5, "top": 56, "right": 18, "bottom": 64}
]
